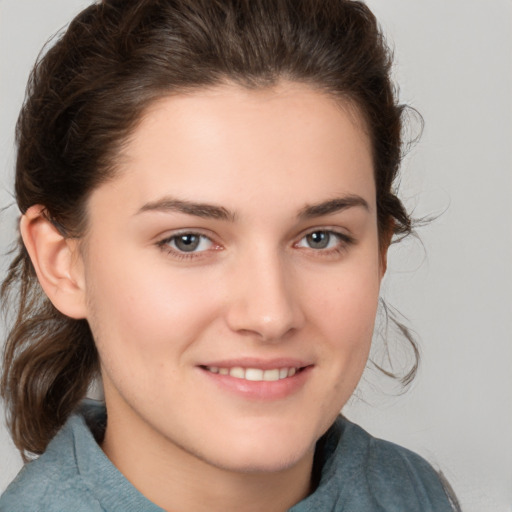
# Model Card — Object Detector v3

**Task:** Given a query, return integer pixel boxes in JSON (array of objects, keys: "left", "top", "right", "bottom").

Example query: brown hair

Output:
[{"left": 2, "top": 0, "right": 415, "bottom": 459}]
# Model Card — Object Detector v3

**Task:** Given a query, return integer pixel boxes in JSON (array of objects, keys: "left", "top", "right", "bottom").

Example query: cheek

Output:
[
  {"left": 303, "top": 256, "right": 381, "bottom": 390},
  {"left": 82, "top": 245, "right": 222, "bottom": 366},
  {"left": 300, "top": 264, "right": 381, "bottom": 429},
  {"left": 312, "top": 267, "right": 381, "bottom": 341}
]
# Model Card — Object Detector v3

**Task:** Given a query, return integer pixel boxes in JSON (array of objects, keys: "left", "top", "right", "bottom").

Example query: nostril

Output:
[{"left": 224, "top": 264, "right": 306, "bottom": 340}]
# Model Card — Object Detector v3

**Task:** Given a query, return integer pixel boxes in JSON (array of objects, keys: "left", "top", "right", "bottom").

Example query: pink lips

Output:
[{"left": 197, "top": 358, "right": 313, "bottom": 400}]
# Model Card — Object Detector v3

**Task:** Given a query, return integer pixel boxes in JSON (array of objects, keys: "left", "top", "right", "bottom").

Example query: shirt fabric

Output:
[{"left": 0, "top": 401, "right": 453, "bottom": 511}]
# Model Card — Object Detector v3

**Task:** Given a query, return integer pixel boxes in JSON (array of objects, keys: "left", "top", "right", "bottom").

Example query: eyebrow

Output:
[
  {"left": 298, "top": 195, "right": 370, "bottom": 219},
  {"left": 136, "top": 194, "right": 369, "bottom": 222},
  {"left": 137, "top": 198, "right": 235, "bottom": 221}
]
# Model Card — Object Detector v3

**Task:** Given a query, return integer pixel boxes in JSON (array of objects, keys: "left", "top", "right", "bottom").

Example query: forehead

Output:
[{"left": 92, "top": 82, "right": 375, "bottom": 218}]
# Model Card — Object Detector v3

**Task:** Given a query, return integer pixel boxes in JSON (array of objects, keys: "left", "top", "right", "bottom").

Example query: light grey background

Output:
[{"left": 1, "top": 1, "right": 511, "bottom": 511}]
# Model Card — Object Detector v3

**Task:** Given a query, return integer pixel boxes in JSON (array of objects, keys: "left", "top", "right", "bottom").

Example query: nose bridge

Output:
[{"left": 226, "top": 244, "right": 304, "bottom": 341}]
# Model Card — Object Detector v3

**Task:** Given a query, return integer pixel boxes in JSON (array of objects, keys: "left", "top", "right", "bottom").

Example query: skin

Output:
[{"left": 22, "top": 82, "right": 387, "bottom": 512}]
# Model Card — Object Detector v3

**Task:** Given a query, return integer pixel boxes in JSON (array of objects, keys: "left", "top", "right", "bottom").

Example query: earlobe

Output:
[{"left": 20, "top": 205, "right": 87, "bottom": 319}]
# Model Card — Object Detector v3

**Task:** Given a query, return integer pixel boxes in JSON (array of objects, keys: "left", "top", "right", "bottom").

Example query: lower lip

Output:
[{"left": 198, "top": 366, "right": 313, "bottom": 400}]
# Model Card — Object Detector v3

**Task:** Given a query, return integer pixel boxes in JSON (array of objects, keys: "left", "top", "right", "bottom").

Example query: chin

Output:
[
  {"left": 208, "top": 445, "right": 313, "bottom": 475},
  {"left": 194, "top": 421, "right": 320, "bottom": 474}
]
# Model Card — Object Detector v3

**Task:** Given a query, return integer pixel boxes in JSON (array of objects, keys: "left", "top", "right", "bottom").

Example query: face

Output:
[{"left": 79, "top": 82, "right": 384, "bottom": 474}]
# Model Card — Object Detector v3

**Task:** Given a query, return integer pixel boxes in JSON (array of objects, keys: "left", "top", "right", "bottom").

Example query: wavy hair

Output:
[{"left": 3, "top": 0, "right": 416, "bottom": 459}]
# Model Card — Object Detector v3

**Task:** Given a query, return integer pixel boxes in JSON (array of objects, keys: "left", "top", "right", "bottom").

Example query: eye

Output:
[
  {"left": 160, "top": 232, "right": 214, "bottom": 253},
  {"left": 295, "top": 230, "right": 350, "bottom": 250}
]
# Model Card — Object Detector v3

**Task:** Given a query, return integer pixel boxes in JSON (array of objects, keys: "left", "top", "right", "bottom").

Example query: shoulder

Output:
[
  {"left": 362, "top": 428, "right": 453, "bottom": 509},
  {"left": 0, "top": 412, "right": 103, "bottom": 512},
  {"left": 0, "top": 401, "right": 162, "bottom": 512},
  {"left": 343, "top": 419, "right": 454, "bottom": 511},
  {"left": 297, "top": 417, "right": 455, "bottom": 512}
]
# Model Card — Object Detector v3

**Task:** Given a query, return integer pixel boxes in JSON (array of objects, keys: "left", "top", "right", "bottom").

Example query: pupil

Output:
[
  {"left": 307, "top": 231, "right": 329, "bottom": 249},
  {"left": 175, "top": 234, "right": 200, "bottom": 252}
]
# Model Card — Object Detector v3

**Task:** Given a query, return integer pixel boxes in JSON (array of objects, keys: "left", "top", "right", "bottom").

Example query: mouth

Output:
[
  {"left": 201, "top": 365, "right": 303, "bottom": 382},
  {"left": 197, "top": 359, "right": 313, "bottom": 399}
]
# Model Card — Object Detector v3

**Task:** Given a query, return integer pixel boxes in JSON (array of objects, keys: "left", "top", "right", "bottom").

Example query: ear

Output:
[{"left": 20, "top": 205, "right": 87, "bottom": 319}]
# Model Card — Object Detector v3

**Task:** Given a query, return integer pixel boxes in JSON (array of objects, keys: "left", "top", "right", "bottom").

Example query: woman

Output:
[{"left": 0, "top": 1, "right": 458, "bottom": 510}]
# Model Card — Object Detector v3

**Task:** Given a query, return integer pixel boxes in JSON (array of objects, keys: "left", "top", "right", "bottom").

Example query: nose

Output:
[{"left": 225, "top": 250, "right": 305, "bottom": 342}]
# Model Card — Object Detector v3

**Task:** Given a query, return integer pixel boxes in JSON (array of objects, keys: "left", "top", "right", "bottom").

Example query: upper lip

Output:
[{"left": 198, "top": 358, "right": 313, "bottom": 370}]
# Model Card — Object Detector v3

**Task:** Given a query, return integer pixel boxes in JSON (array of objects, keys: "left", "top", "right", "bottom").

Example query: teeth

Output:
[
  {"left": 206, "top": 366, "right": 299, "bottom": 381},
  {"left": 230, "top": 367, "right": 245, "bottom": 379},
  {"left": 262, "top": 369, "right": 280, "bottom": 381},
  {"left": 245, "top": 368, "right": 263, "bottom": 381}
]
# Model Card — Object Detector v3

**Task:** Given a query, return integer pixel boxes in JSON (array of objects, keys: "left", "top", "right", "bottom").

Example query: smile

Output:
[
  {"left": 199, "top": 362, "right": 312, "bottom": 400},
  {"left": 204, "top": 366, "right": 298, "bottom": 381}
]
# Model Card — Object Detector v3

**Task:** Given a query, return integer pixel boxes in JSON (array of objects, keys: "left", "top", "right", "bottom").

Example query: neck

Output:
[{"left": 101, "top": 399, "right": 314, "bottom": 512}]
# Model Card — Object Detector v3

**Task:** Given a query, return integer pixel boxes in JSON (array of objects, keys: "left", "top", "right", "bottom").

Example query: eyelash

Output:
[
  {"left": 156, "top": 228, "right": 355, "bottom": 260},
  {"left": 157, "top": 231, "right": 219, "bottom": 260},
  {"left": 294, "top": 229, "right": 355, "bottom": 258}
]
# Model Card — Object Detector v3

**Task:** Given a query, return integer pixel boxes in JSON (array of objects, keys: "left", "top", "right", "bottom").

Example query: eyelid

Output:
[
  {"left": 296, "top": 226, "right": 354, "bottom": 242},
  {"left": 156, "top": 229, "right": 222, "bottom": 258},
  {"left": 156, "top": 227, "right": 216, "bottom": 243},
  {"left": 293, "top": 227, "right": 355, "bottom": 251}
]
